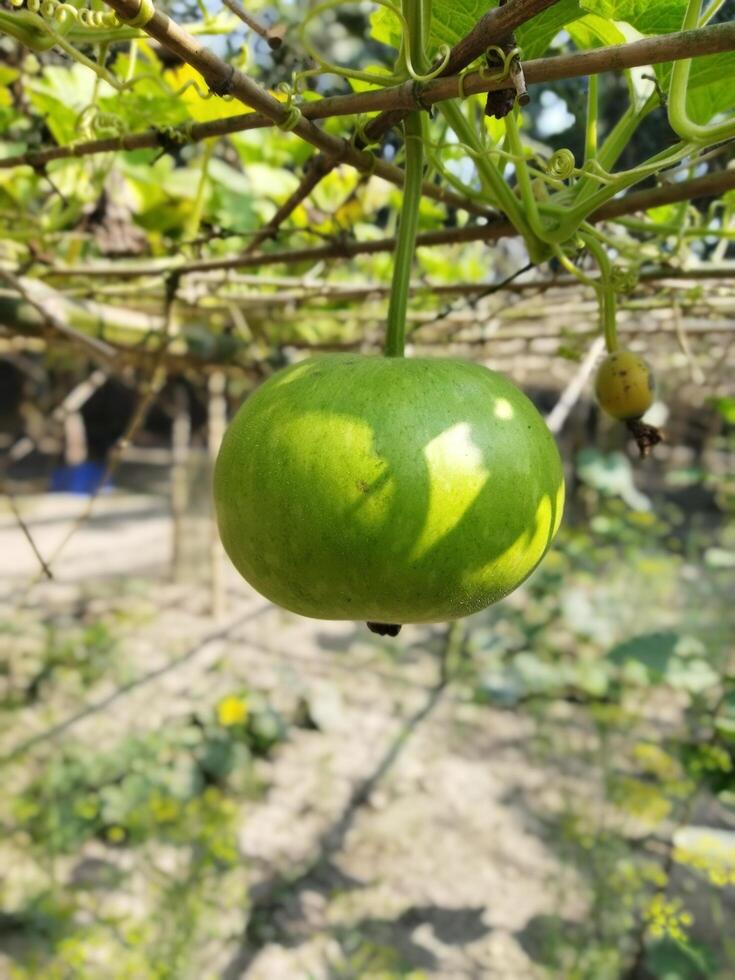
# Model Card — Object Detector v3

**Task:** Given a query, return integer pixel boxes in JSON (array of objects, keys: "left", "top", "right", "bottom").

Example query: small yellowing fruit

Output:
[{"left": 595, "top": 349, "right": 654, "bottom": 421}]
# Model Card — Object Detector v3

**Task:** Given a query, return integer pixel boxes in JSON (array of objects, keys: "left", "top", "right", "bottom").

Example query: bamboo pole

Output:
[
  {"left": 207, "top": 372, "right": 227, "bottom": 619},
  {"left": 3, "top": 19, "right": 733, "bottom": 172},
  {"left": 170, "top": 382, "right": 191, "bottom": 582}
]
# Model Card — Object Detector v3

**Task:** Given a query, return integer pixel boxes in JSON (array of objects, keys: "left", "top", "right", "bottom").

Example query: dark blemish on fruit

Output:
[
  {"left": 367, "top": 622, "right": 401, "bottom": 637},
  {"left": 357, "top": 480, "right": 369, "bottom": 493}
]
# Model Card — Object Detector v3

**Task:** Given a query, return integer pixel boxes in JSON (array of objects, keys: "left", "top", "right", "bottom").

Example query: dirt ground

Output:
[{"left": 0, "top": 490, "right": 590, "bottom": 979}]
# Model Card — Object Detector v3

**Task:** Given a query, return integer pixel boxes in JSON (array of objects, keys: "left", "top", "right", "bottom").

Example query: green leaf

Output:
[
  {"left": 575, "top": 448, "right": 651, "bottom": 511},
  {"left": 0, "top": 66, "right": 18, "bottom": 111},
  {"left": 577, "top": 0, "right": 735, "bottom": 120},
  {"left": 372, "top": 0, "right": 582, "bottom": 62},
  {"left": 247, "top": 706, "right": 286, "bottom": 755},
  {"left": 645, "top": 937, "right": 715, "bottom": 980},
  {"left": 608, "top": 631, "right": 680, "bottom": 684},
  {"left": 665, "top": 656, "right": 719, "bottom": 694},
  {"left": 579, "top": 0, "right": 686, "bottom": 35},
  {"left": 708, "top": 395, "right": 735, "bottom": 425},
  {"left": 608, "top": 632, "right": 719, "bottom": 691},
  {"left": 567, "top": 12, "right": 629, "bottom": 49},
  {"left": 715, "top": 691, "right": 735, "bottom": 740},
  {"left": 568, "top": 15, "right": 654, "bottom": 108},
  {"left": 516, "top": 0, "right": 583, "bottom": 59},
  {"left": 656, "top": 51, "right": 735, "bottom": 123},
  {"left": 26, "top": 65, "right": 116, "bottom": 145}
]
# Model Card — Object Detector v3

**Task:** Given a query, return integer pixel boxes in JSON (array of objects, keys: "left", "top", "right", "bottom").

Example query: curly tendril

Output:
[
  {"left": 455, "top": 44, "right": 522, "bottom": 101},
  {"left": 351, "top": 115, "right": 381, "bottom": 151},
  {"left": 8, "top": 0, "right": 119, "bottom": 30},
  {"left": 480, "top": 44, "right": 522, "bottom": 81},
  {"left": 117, "top": 72, "right": 235, "bottom": 103},
  {"left": 546, "top": 149, "right": 575, "bottom": 180},
  {"left": 299, "top": 0, "right": 449, "bottom": 88},
  {"left": 271, "top": 79, "right": 306, "bottom": 131},
  {"left": 116, "top": 0, "right": 154, "bottom": 29},
  {"left": 275, "top": 79, "right": 299, "bottom": 108},
  {"left": 277, "top": 104, "right": 302, "bottom": 132},
  {"left": 1, "top": 0, "right": 125, "bottom": 82},
  {"left": 610, "top": 266, "right": 639, "bottom": 294},
  {"left": 422, "top": 133, "right": 575, "bottom": 206},
  {"left": 156, "top": 122, "right": 195, "bottom": 145},
  {"left": 77, "top": 105, "right": 126, "bottom": 139},
  {"left": 300, "top": 0, "right": 406, "bottom": 87},
  {"left": 407, "top": 42, "right": 450, "bottom": 83}
]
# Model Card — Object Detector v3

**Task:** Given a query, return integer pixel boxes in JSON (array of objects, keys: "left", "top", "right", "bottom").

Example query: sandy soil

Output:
[{"left": 0, "top": 491, "right": 586, "bottom": 979}]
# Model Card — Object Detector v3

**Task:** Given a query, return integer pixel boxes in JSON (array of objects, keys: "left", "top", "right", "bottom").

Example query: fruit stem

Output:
[
  {"left": 581, "top": 232, "right": 619, "bottom": 352},
  {"left": 384, "top": 109, "right": 423, "bottom": 357},
  {"left": 584, "top": 73, "right": 598, "bottom": 164}
]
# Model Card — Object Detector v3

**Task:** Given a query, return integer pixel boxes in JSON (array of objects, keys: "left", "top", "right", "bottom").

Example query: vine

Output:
[
  {"left": 668, "top": 0, "right": 735, "bottom": 144},
  {"left": 0, "top": 0, "right": 233, "bottom": 91},
  {"left": 1, "top": 0, "right": 734, "bottom": 373},
  {"left": 299, "top": 0, "right": 449, "bottom": 88},
  {"left": 384, "top": 0, "right": 430, "bottom": 357}
]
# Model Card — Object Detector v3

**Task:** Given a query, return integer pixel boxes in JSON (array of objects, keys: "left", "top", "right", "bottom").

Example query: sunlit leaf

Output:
[
  {"left": 576, "top": 448, "right": 652, "bottom": 511},
  {"left": 371, "top": 0, "right": 583, "bottom": 61},
  {"left": 579, "top": 0, "right": 686, "bottom": 34},
  {"left": 608, "top": 631, "right": 680, "bottom": 683},
  {"left": 165, "top": 64, "right": 249, "bottom": 123}
]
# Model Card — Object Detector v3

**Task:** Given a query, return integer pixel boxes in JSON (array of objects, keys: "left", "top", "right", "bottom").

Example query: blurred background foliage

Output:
[{"left": 1, "top": 0, "right": 735, "bottom": 976}]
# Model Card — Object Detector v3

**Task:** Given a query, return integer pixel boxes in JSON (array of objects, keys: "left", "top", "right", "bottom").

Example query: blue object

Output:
[{"left": 50, "top": 461, "right": 111, "bottom": 495}]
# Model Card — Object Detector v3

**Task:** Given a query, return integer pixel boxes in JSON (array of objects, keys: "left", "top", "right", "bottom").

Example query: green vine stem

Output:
[
  {"left": 384, "top": 114, "right": 423, "bottom": 357},
  {"left": 385, "top": 0, "right": 428, "bottom": 357},
  {"left": 580, "top": 232, "right": 618, "bottom": 352},
  {"left": 573, "top": 91, "right": 659, "bottom": 208},
  {"left": 299, "top": 0, "right": 448, "bottom": 87},
  {"left": 551, "top": 233, "right": 618, "bottom": 352},
  {"left": 183, "top": 138, "right": 216, "bottom": 248},
  {"left": 402, "top": 0, "right": 428, "bottom": 76},
  {"left": 585, "top": 73, "right": 598, "bottom": 164},
  {"left": 669, "top": 0, "right": 735, "bottom": 143},
  {"left": 503, "top": 106, "right": 693, "bottom": 248},
  {"left": 300, "top": 0, "right": 406, "bottom": 86},
  {"left": 0, "top": 2, "right": 231, "bottom": 52},
  {"left": 439, "top": 100, "right": 546, "bottom": 262}
]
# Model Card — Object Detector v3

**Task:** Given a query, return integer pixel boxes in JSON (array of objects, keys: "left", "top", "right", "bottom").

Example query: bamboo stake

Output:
[{"left": 3, "top": 20, "right": 732, "bottom": 172}]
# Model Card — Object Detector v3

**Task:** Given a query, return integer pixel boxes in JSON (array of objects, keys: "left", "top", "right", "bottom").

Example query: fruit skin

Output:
[
  {"left": 214, "top": 354, "right": 565, "bottom": 624},
  {"left": 595, "top": 349, "right": 655, "bottom": 421}
]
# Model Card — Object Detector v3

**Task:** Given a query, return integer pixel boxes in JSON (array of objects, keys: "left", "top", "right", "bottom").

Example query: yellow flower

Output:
[
  {"left": 644, "top": 894, "right": 693, "bottom": 942},
  {"left": 217, "top": 694, "right": 248, "bottom": 727},
  {"left": 107, "top": 825, "right": 126, "bottom": 843},
  {"left": 150, "top": 794, "right": 180, "bottom": 824}
]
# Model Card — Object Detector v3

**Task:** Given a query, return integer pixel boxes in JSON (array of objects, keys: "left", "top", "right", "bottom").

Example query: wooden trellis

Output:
[{"left": 2, "top": 0, "right": 735, "bottom": 584}]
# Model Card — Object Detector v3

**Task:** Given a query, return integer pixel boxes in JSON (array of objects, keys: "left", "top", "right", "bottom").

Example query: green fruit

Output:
[
  {"left": 214, "top": 354, "right": 564, "bottom": 624},
  {"left": 595, "top": 349, "right": 655, "bottom": 421}
]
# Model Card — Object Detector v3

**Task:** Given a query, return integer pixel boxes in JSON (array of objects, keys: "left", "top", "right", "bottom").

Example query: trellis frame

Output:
[{"left": 3, "top": 0, "right": 735, "bottom": 583}]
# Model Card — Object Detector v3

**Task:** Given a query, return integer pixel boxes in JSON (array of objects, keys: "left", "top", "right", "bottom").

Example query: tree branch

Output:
[
  {"left": 0, "top": 270, "right": 117, "bottom": 363},
  {"left": 221, "top": 0, "right": 284, "bottom": 49},
  {"left": 43, "top": 167, "right": 735, "bottom": 280},
  {"left": 2, "top": 19, "right": 733, "bottom": 170},
  {"left": 100, "top": 0, "right": 493, "bottom": 218}
]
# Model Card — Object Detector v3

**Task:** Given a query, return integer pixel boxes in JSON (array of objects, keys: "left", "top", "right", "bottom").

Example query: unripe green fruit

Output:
[
  {"left": 214, "top": 354, "right": 565, "bottom": 624},
  {"left": 595, "top": 349, "right": 655, "bottom": 421}
]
